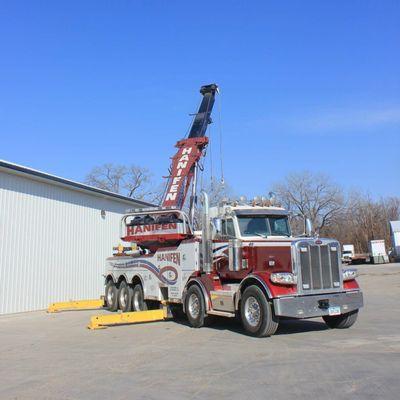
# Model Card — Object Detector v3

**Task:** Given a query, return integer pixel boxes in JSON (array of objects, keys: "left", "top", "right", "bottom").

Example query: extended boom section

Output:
[{"left": 162, "top": 83, "right": 218, "bottom": 210}]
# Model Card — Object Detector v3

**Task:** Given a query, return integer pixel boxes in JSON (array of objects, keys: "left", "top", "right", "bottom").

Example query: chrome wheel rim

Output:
[
  {"left": 244, "top": 296, "right": 261, "bottom": 327},
  {"left": 133, "top": 290, "right": 142, "bottom": 310},
  {"left": 188, "top": 293, "right": 200, "bottom": 318},
  {"left": 107, "top": 286, "right": 114, "bottom": 305},
  {"left": 120, "top": 288, "right": 127, "bottom": 308}
]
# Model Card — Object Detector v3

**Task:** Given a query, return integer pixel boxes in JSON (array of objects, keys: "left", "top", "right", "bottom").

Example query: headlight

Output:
[
  {"left": 342, "top": 268, "right": 358, "bottom": 281},
  {"left": 270, "top": 272, "right": 297, "bottom": 285}
]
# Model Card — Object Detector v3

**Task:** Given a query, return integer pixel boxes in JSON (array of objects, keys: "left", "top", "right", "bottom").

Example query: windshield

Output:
[{"left": 237, "top": 215, "right": 290, "bottom": 237}]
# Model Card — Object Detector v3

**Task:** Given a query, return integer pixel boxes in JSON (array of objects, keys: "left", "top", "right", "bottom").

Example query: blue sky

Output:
[{"left": 1, "top": 0, "right": 399, "bottom": 198}]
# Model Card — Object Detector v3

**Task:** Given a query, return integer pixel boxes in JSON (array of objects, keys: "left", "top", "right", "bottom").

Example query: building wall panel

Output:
[{"left": 0, "top": 170, "right": 139, "bottom": 314}]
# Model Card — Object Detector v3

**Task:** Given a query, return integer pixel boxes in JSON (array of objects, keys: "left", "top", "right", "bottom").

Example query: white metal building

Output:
[
  {"left": 0, "top": 160, "right": 153, "bottom": 315},
  {"left": 389, "top": 221, "right": 400, "bottom": 259}
]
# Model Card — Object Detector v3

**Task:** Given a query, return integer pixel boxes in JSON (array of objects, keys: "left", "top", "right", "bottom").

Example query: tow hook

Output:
[{"left": 318, "top": 299, "right": 329, "bottom": 309}]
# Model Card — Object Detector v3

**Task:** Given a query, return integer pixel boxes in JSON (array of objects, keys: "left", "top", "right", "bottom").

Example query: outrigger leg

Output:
[
  {"left": 47, "top": 298, "right": 105, "bottom": 313},
  {"left": 87, "top": 303, "right": 171, "bottom": 330}
]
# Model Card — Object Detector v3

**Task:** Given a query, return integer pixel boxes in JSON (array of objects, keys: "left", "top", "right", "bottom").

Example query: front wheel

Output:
[
  {"left": 240, "top": 285, "right": 279, "bottom": 337},
  {"left": 323, "top": 310, "right": 359, "bottom": 329},
  {"left": 185, "top": 285, "right": 207, "bottom": 328}
]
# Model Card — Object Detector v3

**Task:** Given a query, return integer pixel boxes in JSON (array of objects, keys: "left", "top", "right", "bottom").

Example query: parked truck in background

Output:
[
  {"left": 342, "top": 244, "right": 355, "bottom": 264},
  {"left": 341, "top": 244, "right": 369, "bottom": 265},
  {"left": 103, "top": 84, "right": 363, "bottom": 337}
]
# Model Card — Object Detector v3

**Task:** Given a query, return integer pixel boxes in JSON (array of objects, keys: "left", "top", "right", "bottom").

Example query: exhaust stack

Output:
[{"left": 201, "top": 191, "right": 212, "bottom": 273}]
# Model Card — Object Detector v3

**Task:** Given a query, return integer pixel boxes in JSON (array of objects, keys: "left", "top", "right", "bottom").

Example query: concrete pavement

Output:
[{"left": 0, "top": 263, "right": 399, "bottom": 400}]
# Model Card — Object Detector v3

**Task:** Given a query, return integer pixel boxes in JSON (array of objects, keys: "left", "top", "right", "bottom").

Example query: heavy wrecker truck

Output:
[{"left": 99, "top": 83, "right": 363, "bottom": 337}]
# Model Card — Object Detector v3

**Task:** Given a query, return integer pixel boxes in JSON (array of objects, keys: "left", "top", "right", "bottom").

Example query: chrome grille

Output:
[{"left": 298, "top": 242, "right": 341, "bottom": 292}]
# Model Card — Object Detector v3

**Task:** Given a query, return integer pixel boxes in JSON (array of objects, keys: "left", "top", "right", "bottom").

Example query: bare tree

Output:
[
  {"left": 85, "top": 163, "right": 125, "bottom": 193},
  {"left": 272, "top": 171, "right": 344, "bottom": 234},
  {"left": 85, "top": 163, "right": 162, "bottom": 203},
  {"left": 304, "top": 189, "right": 400, "bottom": 253},
  {"left": 382, "top": 196, "right": 400, "bottom": 222},
  {"left": 272, "top": 171, "right": 400, "bottom": 251},
  {"left": 331, "top": 193, "right": 400, "bottom": 252},
  {"left": 202, "top": 179, "right": 234, "bottom": 206},
  {"left": 189, "top": 179, "right": 235, "bottom": 228}
]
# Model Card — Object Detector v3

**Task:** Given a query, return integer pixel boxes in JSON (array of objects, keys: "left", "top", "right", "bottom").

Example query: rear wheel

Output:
[
  {"left": 185, "top": 285, "right": 207, "bottom": 328},
  {"left": 240, "top": 285, "right": 279, "bottom": 337},
  {"left": 118, "top": 281, "right": 133, "bottom": 312},
  {"left": 132, "top": 284, "right": 148, "bottom": 311},
  {"left": 105, "top": 280, "right": 118, "bottom": 311},
  {"left": 323, "top": 310, "right": 359, "bottom": 329}
]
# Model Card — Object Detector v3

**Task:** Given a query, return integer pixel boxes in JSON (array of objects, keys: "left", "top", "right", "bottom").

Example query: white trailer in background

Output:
[
  {"left": 368, "top": 240, "right": 389, "bottom": 264},
  {"left": 389, "top": 221, "right": 400, "bottom": 261}
]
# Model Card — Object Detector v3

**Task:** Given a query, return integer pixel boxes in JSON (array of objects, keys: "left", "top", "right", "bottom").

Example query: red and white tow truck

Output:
[{"left": 103, "top": 84, "right": 363, "bottom": 337}]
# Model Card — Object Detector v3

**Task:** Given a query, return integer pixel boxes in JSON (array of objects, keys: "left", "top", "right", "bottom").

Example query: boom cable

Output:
[
  {"left": 208, "top": 123, "right": 214, "bottom": 192},
  {"left": 217, "top": 91, "right": 225, "bottom": 186}
]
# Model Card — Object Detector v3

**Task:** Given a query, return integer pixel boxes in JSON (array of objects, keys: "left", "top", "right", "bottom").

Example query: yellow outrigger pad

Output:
[
  {"left": 87, "top": 307, "right": 168, "bottom": 330},
  {"left": 47, "top": 298, "right": 104, "bottom": 313}
]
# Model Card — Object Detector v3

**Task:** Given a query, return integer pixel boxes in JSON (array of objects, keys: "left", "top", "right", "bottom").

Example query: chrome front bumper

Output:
[{"left": 273, "top": 290, "right": 363, "bottom": 319}]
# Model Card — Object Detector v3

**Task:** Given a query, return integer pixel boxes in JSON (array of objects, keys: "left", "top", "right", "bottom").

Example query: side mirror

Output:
[
  {"left": 305, "top": 218, "right": 313, "bottom": 237},
  {"left": 213, "top": 218, "right": 222, "bottom": 234}
]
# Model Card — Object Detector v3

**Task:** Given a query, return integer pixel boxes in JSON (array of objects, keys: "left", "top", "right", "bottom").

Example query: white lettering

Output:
[
  {"left": 165, "top": 192, "right": 177, "bottom": 201},
  {"left": 182, "top": 147, "right": 192, "bottom": 155},
  {"left": 177, "top": 161, "right": 187, "bottom": 169},
  {"left": 163, "top": 146, "right": 194, "bottom": 204},
  {"left": 172, "top": 176, "right": 182, "bottom": 185}
]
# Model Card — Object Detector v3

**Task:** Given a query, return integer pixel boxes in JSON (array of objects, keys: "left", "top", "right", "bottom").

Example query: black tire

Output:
[
  {"left": 146, "top": 300, "right": 161, "bottom": 310},
  {"left": 169, "top": 304, "right": 185, "bottom": 320},
  {"left": 132, "top": 284, "right": 148, "bottom": 311},
  {"left": 323, "top": 310, "right": 359, "bottom": 329},
  {"left": 185, "top": 285, "right": 207, "bottom": 328},
  {"left": 240, "top": 285, "right": 279, "bottom": 337},
  {"left": 117, "top": 281, "right": 133, "bottom": 312},
  {"left": 105, "top": 280, "right": 118, "bottom": 311}
]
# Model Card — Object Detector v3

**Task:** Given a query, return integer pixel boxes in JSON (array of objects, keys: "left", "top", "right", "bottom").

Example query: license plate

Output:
[{"left": 328, "top": 306, "right": 341, "bottom": 316}]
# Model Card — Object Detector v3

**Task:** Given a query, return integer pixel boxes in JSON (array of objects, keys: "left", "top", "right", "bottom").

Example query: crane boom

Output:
[
  {"left": 161, "top": 84, "right": 218, "bottom": 210},
  {"left": 121, "top": 84, "right": 219, "bottom": 250},
  {"left": 188, "top": 83, "right": 218, "bottom": 138}
]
